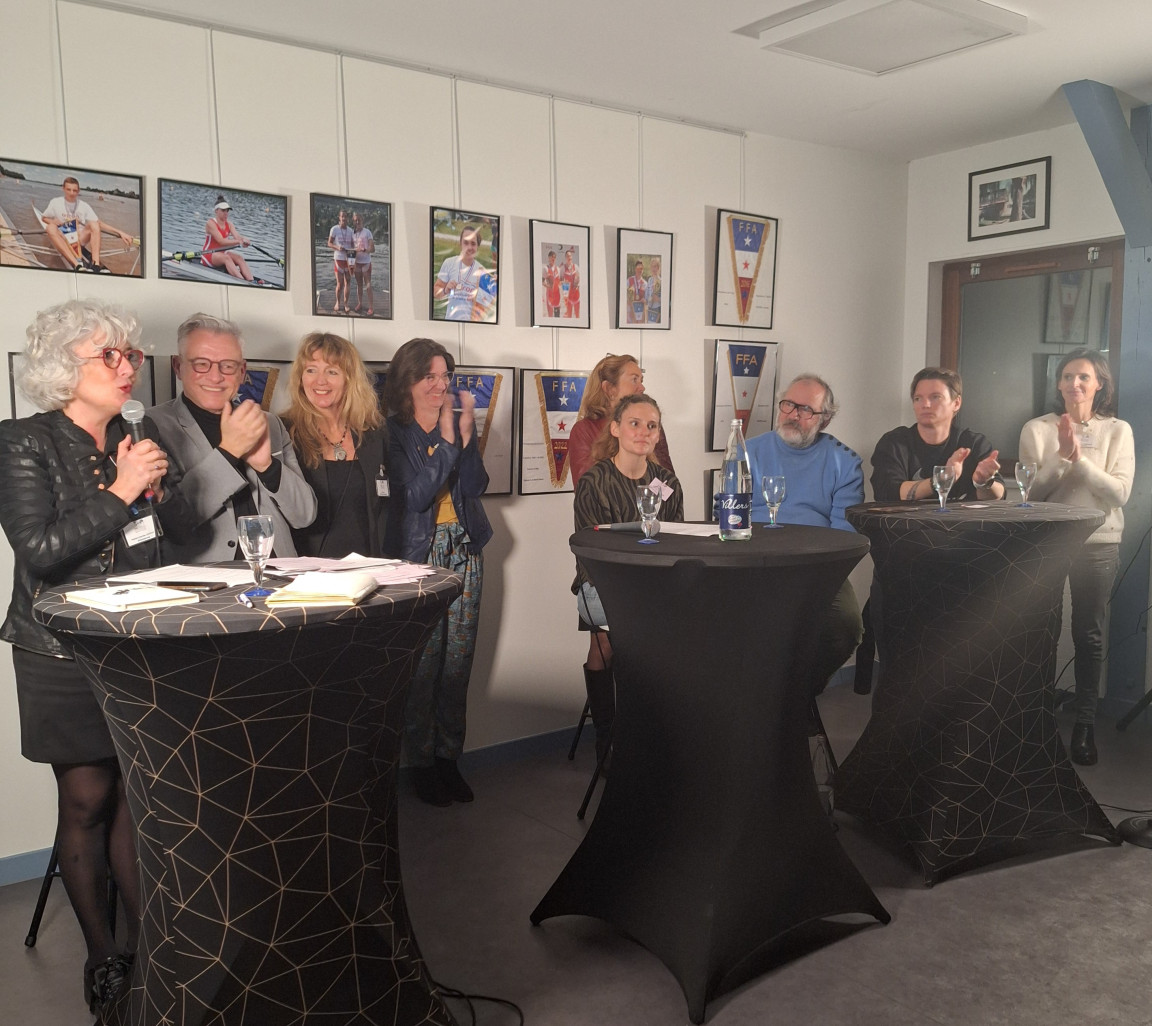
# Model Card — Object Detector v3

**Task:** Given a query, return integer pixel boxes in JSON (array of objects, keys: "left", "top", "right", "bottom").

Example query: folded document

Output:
[
  {"left": 264, "top": 571, "right": 378, "bottom": 607},
  {"left": 65, "top": 584, "right": 201, "bottom": 611}
]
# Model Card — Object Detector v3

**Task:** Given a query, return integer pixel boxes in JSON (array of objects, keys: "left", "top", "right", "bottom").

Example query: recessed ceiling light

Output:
[{"left": 735, "top": 0, "right": 1027, "bottom": 76}]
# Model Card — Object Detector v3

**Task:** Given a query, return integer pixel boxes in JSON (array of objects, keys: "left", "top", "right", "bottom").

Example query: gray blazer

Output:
[{"left": 148, "top": 398, "right": 317, "bottom": 562}]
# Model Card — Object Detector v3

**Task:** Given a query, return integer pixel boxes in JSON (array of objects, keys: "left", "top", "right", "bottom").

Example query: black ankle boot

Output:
[
  {"left": 1071, "top": 723, "right": 1098, "bottom": 766},
  {"left": 583, "top": 665, "right": 615, "bottom": 764}
]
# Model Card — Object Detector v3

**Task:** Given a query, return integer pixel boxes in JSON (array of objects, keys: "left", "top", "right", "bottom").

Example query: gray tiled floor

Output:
[{"left": 6, "top": 683, "right": 1152, "bottom": 1025}]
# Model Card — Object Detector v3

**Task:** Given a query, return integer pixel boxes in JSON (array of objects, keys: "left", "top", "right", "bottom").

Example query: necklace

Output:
[{"left": 323, "top": 425, "right": 349, "bottom": 461}]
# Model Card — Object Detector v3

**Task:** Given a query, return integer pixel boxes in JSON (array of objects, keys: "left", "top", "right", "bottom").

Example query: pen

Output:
[
  {"left": 236, "top": 593, "right": 254, "bottom": 609},
  {"left": 593, "top": 523, "right": 644, "bottom": 532}
]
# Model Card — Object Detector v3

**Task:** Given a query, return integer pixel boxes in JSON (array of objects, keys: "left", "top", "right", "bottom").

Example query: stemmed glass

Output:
[
  {"left": 635, "top": 484, "right": 662, "bottom": 542},
  {"left": 1015, "top": 461, "right": 1037, "bottom": 507},
  {"left": 761, "top": 475, "right": 786, "bottom": 528},
  {"left": 932, "top": 465, "right": 957, "bottom": 512},
  {"left": 237, "top": 514, "right": 276, "bottom": 597}
]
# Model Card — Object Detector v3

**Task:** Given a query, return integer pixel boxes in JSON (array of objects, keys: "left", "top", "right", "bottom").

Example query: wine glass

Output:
[
  {"left": 931, "top": 465, "right": 956, "bottom": 512},
  {"left": 635, "top": 484, "right": 662, "bottom": 542},
  {"left": 237, "top": 515, "right": 275, "bottom": 597},
  {"left": 1015, "top": 461, "right": 1037, "bottom": 507},
  {"left": 761, "top": 475, "right": 786, "bottom": 528}
]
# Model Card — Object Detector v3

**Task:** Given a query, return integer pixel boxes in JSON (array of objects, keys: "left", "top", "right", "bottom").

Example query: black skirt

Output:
[{"left": 12, "top": 646, "right": 116, "bottom": 764}]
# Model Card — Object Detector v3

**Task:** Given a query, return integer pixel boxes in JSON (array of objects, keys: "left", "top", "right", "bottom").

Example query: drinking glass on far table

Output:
[
  {"left": 1015, "top": 461, "right": 1037, "bottom": 507},
  {"left": 932, "top": 465, "right": 956, "bottom": 512},
  {"left": 237, "top": 514, "right": 275, "bottom": 597},
  {"left": 761, "top": 475, "right": 786, "bottom": 528}
]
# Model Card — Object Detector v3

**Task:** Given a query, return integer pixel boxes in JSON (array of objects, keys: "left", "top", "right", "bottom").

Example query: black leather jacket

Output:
[{"left": 0, "top": 411, "right": 189, "bottom": 657}]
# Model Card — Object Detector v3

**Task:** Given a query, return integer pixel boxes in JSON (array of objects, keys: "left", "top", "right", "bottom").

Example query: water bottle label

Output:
[{"left": 717, "top": 493, "right": 751, "bottom": 530}]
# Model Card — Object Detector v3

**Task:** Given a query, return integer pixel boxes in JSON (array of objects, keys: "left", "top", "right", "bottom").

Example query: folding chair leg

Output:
[
  {"left": 25, "top": 836, "right": 60, "bottom": 948},
  {"left": 568, "top": 699, "right": 591, "bottom": 761}
]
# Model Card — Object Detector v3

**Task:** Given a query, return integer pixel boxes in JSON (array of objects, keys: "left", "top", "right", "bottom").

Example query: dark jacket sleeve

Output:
[{"left": 869, "top": 427, "right": 913, "bottom": 502}]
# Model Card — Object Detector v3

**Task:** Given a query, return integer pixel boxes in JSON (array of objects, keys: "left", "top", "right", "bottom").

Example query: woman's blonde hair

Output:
[
  {"left": 590, "top": 394, "right": 664, "bottom": 466},
  {"left": 284, "top": 333, "right": 382, "bottom": 468},
  {"left": 578, "top": 354, "right": 639, "bottom": 422}
]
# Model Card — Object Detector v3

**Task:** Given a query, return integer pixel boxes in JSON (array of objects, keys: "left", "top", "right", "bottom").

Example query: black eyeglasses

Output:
[
  {"left": 186, "top": 357, "right": 243, "bottom": 375},
  {"left": 86, "top": 348, "right": 145, "bottom": 371},
  {"left": 778, "top": 399, "right": 823, "bottom": 419}
]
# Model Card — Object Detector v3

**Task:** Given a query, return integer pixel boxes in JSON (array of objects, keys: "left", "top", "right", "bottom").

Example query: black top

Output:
[{"left": 870, "top": 424, "right": 995, "bottom": 502}]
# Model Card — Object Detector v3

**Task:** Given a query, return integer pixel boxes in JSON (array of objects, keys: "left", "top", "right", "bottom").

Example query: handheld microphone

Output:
[{"left": 120, "top": 399, "right": 154, "bottom": 502}]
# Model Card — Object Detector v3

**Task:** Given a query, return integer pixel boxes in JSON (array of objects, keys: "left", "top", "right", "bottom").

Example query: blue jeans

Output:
[{"left": 1067, "top": 543, "right": 1118, "bottom": 725}]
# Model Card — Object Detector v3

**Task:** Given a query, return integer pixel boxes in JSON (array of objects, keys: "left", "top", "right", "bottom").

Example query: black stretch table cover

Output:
[
  {"left": 840, "top": 502, "right": 1120, "bottom": 885},
  {"left": 533, "top": 526, "right": 889, "bottom": 1024},
  {"left": 36, "top": 571, "right": 463, "bottom": 1026}
]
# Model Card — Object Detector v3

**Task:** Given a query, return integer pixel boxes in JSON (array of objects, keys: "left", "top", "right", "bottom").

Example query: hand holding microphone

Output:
[{"left": 115, "top": 400, "right": 168, "bottom": 504}]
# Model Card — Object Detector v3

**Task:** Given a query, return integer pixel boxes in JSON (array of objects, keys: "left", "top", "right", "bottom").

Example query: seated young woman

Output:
[{"left": 571, "top": 393, "right": 684, "bottom": 762}]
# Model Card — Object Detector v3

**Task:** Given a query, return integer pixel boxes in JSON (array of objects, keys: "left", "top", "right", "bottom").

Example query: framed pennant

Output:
[
  {"left": 712, "top": 209, "right": 778, "bottom": 329},
  {"left": 518, "top": 368, "right": 589, "bottom": 494},
  {"left": 709, "top": 340, "right": 779, "bottom": 451}
]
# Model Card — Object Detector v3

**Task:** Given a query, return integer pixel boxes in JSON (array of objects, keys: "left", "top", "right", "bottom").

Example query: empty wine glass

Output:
[
  {"left": 1015, "top": 461, "right": 1037, "bottom": 507},
  {"left": 932, "top": 465, "right": 956, "bottom": 512},
  {"left": 635, "top": 484, "right": 662, "bottom": 542},
  {"left": 761, "top": 475, "right": 786, "bottom": 528},
  {"left": 237, "top": 514, "right": 275, "bottom": 597}
]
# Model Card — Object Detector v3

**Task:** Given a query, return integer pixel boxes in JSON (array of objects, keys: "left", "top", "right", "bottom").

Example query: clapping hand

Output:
[{"left": 1057, "top": 414, "right": 1080, "bottom": 461}]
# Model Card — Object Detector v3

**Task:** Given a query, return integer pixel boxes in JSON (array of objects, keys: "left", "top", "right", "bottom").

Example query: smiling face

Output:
[
  {"left": 352, "top": 213, "right": 363, "bottom": 230},
  {"left": 301, "top": 352, "right": 347, "bottom": 415},
  {"left": 65, "top": 329, "right": 137, "bottom": 424},
  {"left": 410, "top": 355, "right": 451, "bottom": 424},
  {"left": 459, "top": 229, "right": 480, "bottom": 265},
  {"left": 610, "top": 400, "right": 661, "bottom": 459},
  {"left": 1058, "top": 358, "right": 1101, "bottom": 412},
  {"left": 178, "top": 329, "right": 245, "bottom": 413},
  {"left": 911, "top": 377, "right": 961, "bottom": 435}
]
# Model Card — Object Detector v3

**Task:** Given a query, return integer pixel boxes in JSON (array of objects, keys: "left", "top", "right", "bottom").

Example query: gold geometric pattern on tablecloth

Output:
[
  {"left": 839, "top": 503, "right": 1120, "bottom": 885},
  {"left": 36, "top": 574, "right": 461, "bottom": 1026}
]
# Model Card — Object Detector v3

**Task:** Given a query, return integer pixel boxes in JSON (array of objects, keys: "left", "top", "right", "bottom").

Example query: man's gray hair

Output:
[
  {"left": 786, "top": 373, "right": 838, "bottom": 425},
  {"left": 176, "top": 312, "right": 244, "bottom": 356}
]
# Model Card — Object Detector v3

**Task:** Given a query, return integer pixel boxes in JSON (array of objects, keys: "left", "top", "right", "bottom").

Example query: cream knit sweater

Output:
[{"left": 1018, "top": 413, "right": 1134, "bottom": 544}]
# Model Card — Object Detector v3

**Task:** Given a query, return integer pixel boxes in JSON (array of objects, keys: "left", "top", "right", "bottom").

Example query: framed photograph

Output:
[
  {"left": 364, "top": 361, "right": 389, "bottom": 413},
  {"left": 310, "top": 193, "right": 392, "bottom": 319},
  {"left": 429, "top": 207, "right": 500, "bottom": 324},
  {"left": 158, "top": 178, "right": 287, "bottom": 290},
  {"left": 616, "top": 228, "right": 672, "bottom": 329},
  {"left": 10, "top": 353, "right": 154, "bottom": 419},
  {"left": 967, "top": 157, "right": 1051, "bottom": 241},
  {"left": 170, "top": 356, "right": 290, "bottom": 414},
  {"left": 1044, "top": 270, "right": 1091, "bottom": 344},
  {"left": 455, "top": 365, "right": 515, "bottom": 495},
  {"left": 518, "top": 368, "right": 589, "bottom": 495},
  {"left": 529, "top": 220, "right": 589, "bottom": 328},
  {"left": 713, "top": 209, "right": 778, "bottom": 328},
  {"left": 0, "top": 158, "right": 143, "bottom": 276},
  {"left": 709, "top": 340, "right": 780, "bottom": 451}
]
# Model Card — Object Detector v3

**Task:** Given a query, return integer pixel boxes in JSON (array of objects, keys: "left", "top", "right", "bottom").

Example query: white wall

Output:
[{"left": 0, "top": 0, "right": 908, "bottom": 862}]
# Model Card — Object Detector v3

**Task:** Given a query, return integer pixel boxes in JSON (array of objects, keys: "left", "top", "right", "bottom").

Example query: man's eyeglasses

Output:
[
  {"left": 86, "top": 348, "right": 145, "bottom": 371},
  {"left": 778, "top": 399, "right": 823, "bottom": 420},
  {"left": 186, "top": 358, "right": 243, "bottom": 375}
]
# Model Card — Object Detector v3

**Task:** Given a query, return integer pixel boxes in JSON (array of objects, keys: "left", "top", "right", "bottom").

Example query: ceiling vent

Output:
[{"left": 735, "top": 0, "right": 1027, "bottom": 76}]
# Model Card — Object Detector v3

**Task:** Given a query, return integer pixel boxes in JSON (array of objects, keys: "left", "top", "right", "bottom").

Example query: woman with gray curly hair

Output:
[{"left": 0, "top": 298, "right": 188, "bottom": 1016}]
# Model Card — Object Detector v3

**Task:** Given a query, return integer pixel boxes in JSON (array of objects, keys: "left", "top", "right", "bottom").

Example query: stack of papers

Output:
[
  {"left": 65, "top": 584, "right": 200, "bottom": 611},
  {"left": 264, "top": 571, "right": 379, "bottom": 607}
]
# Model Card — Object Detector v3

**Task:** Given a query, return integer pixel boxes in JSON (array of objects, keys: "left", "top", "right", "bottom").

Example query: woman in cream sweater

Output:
[{"left": 1019, "top": 348, "right": 1134, "bottom": 766}]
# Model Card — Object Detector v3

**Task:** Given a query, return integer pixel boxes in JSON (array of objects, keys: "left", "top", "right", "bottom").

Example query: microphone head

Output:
[{"left": 121, "top": 399, "right": 145, "bottom": 424}]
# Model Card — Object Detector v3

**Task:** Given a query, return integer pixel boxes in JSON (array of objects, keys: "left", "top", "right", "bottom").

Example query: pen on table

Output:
[
  {"left": 594, "top": 523, "right": 644, "bottom": 532},
  {"left": 236, "top": 593, "right": 254, "bottom": 609}
]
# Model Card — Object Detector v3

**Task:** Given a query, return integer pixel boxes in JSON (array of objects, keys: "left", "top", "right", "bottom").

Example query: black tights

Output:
[{"left": 51, "top": 760, "right": 139, "bottom": 966}]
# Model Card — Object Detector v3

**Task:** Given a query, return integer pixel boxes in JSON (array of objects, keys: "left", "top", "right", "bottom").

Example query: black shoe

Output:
[
  {"left": 412, "top": 765, "right": 452, "bottom": 806},
  {"left": 92, "top": 262, "right": 111, "bottom": 274},
  {"left": 436, "top": 756, "right": 474, "bottom": 802},
  {"left": 1071, "top": 723, "right": 1098, "bottom": 766},
  {"left": 84, "top": 952, "right": 133, "bottom": 1013}
]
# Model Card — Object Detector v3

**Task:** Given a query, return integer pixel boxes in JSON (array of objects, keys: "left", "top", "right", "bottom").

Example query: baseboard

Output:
[{"left": 0, "top": 847, "right": 52, "bottom": 888}]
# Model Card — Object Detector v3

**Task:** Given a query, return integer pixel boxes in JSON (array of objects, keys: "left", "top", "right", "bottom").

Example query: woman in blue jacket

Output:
[{"left": 384, "top": 338, "right": 491, "bottom": 806}]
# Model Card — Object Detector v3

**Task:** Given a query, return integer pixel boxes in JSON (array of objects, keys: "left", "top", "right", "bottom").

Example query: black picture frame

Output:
[
  {"left": 309, "top": 193, "right": 392, "bottom": 319},
  {"left": 158, "top": 177, "right": 287, "bottom": 290},
  {"left": 428, "top": 206, "right": 500, "bottom": 324},
  {"left": 0, "top": 157, "right": 144, "bottom": 277},
  {"left": 712, "top": 209, "right": 778, "bottom": 328},
  {"left": 517, "top": 368, "right": 589, "bottom": 495},
  {"left": 615, "top": 228, "right": 673, "bottom": 329},
  {"left": 967, "top": 157, "right": 1051, "bottom": 241},
  {"left": 529, "top": 219, "right": 590, "bottom": 328}
]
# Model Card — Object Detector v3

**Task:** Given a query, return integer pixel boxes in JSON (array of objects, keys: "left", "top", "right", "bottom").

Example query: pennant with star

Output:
[
  {"left": 726, "top": 343, "right": 766, "bottom": 436},
  {"left": 713, "top": 210, "right": 777, "bottom": 329},
  {"left": 727, "top": 215, "right": 769, "bottom": 324},
  {"left": 534, "top": 372, "right": 587, "bottom": 488},
  {"left": 451, "top": 370, "right": 503, "bottom": 457}
]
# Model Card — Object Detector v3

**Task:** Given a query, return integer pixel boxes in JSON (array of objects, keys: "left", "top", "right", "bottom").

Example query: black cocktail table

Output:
[
  {"left": 532, "top": 525, "right": 889, "bottom": 1024},
  {"left": 840, "top": 501, "right": 1120, "bottom": 884},
  {"left": 36, "top": 571, "right": 462, "bottom": 1026}
]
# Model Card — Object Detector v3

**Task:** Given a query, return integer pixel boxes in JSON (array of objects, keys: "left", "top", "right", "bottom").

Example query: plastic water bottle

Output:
[{"left": 718, "top": 419, "right": 752, "bottom": 541}]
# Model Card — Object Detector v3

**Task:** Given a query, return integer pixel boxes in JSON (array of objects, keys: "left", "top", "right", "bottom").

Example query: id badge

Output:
[
  {"left": 1079, "top": 428, "right": 1097, "bottom": 450},
  {"left": 376, "top": 478, "right": 390, "bottom": 497},
  {"left": 122, "top": 516, "right": 158, "bottom": 547}
]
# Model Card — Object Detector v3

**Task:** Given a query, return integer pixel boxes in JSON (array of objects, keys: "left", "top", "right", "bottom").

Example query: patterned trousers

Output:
[{"left": 405, "top": 521, "right": 484, "bottom": 765}]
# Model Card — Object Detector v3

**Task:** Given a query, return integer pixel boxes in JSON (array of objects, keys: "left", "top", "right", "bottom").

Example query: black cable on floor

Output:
[{"left": 433, "top": 978, "right": 525, "bottom": 1025}]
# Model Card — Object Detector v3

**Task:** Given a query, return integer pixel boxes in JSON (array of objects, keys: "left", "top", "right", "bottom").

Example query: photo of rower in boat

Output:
[
  {"left": 429, "top": 207, "right": 500, "bottom": 324},
  {"left": 0, "top": 158, "right": 142, "bottom": 276},
  {"left": 157, "top": 178, "right": 287, "bottom": 290},
  {"left": 309, "top": 193, "right": 392, "bottom": 319}
]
